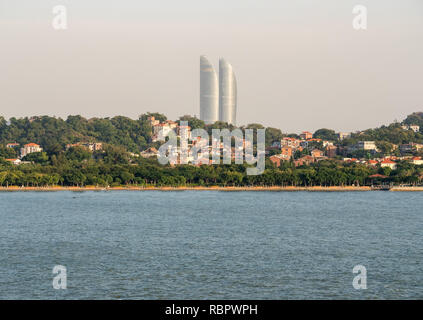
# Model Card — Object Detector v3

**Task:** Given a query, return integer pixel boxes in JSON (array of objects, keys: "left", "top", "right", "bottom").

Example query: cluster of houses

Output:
[
  {"left": 139, "top": 121, "right": 423, "bottom": 169},
  {"left": 4, "top": 141, "right": 103, "bottom": 166},
  {"left": 4, "top": 142, "right": 43, "bottom": 165},
  {"left": 342, "top": 156, "right": 423, "bottom": 170},
  {"left": 3, "top": 119, "right": 422, "bottom": 170},
  {"left": 269, "top": 133, "right": 337, "bottom": 167},
  {"left": 269, "top": 124, "right": 423, "bottom": 168},
  {"left": 140, "top": 142, "right": 254, "bottom": 167},
  {"left": 141, "top": 116, "right": 260, "bottom": 166},
  {"left": 148, "top": 116, "right": 190, "bottom": 143},
  {"left": 145, "top": 116, "right": 255, "bottom": 165}
]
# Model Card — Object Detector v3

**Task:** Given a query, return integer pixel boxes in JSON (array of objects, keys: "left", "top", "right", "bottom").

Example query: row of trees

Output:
[{"left": 1, "top": 152, "right": 422, "bottom": 187}]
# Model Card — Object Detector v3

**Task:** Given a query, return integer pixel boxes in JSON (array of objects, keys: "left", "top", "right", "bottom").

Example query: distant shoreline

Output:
[{"left": 1, "top": 186, "right": 423, "bottom": 192}]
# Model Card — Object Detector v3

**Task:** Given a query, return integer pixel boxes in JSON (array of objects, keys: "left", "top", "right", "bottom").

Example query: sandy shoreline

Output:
[{"left": 1, "top": 185, "right": 422, "bottom": 192}]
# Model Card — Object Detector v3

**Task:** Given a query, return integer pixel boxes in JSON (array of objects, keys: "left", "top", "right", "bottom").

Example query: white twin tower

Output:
[
  {"left": 200, "top": 56, "right": 237, "bottom": 125},
  {"left": 158, "top": 56, "right": 264, "bottom": 175}
]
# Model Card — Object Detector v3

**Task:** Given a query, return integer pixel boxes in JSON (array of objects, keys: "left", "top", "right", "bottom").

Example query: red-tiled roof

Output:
[
  {"left": 381, "top": 159, "right": 396, "bottom": 164},
  {"left": 368, "top": 174, "right": 388, "bottom": 178}
]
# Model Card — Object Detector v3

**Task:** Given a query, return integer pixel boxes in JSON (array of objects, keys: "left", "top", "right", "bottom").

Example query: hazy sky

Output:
[{"left": 1, "top": 0, "right": 422, "bottom": 133}]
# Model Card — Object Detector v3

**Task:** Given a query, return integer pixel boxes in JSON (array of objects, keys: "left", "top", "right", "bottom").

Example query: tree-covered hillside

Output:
[
  {"left": 2, "top": 112, "right": 422, "bottom": 155},
  {"left": 0, "top": 114, "right": 156, "bottom": 154},
  {"left": 1, "top": 112, "right": 423, "bottom": 188}
]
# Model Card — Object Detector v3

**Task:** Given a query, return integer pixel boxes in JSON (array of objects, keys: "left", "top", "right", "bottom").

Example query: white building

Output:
[
  {"left": 200, "top": 56, "right": 219, "bottom": 124},
  {"left": 6, "top": 143, "right": 19, "bottom": 148},
  {"left": 219, "top": 58, "right": 237, "bottom": 125},
  {"left": 338, "top": 132, "right": 351, "bottom": 140},
  {"left": 147, "top": 116, "right": 160, "bottom": 127},
  {"left": 177, "top": 125, "right": 191, "bottom": 141},
  {"left": 409, "top": 125, "right": 420, "bottom": 133},
  {"left": 402, "top": 124, "right": 420, "bottom": 133},
  {"left": 357, "top": 141, "right": 377, "bottom": 151},
  {"left": 5, "top": 158, "right": 21, "bottom": 165},
  {"left": 140, "top": 147, "right": 159, "bottom": 158},
  {"left": 20, "top": 143, "right": 42, "bottom": 158},
  {"left": 381, "top": 159, "right": 397, "bottom": 170},
  {"left": 412, "top": 157, "right": 423, "bottom": 165}
]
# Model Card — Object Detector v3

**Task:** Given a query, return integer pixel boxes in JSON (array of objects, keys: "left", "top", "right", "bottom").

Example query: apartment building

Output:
[{"left": 20, "top": 143, "right": 42, "bottom": 158}]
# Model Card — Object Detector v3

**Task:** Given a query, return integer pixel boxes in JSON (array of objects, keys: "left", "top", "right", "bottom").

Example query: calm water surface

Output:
[{"left": 0, "top": 191, "right": 422, "bottom": 299}]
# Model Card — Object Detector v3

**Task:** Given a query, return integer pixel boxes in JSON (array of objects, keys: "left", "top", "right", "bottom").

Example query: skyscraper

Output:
[
  {"left": 219, "top": 58, "right": 237, "bottom": 125},
  {"left": 200, "top": 56, "right": 237, "bottom": 125},
  {"left": 199, "top": 56, "right": 219, "bottom": 124}
]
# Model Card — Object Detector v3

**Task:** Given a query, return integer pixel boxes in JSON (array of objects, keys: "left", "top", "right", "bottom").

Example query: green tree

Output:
[
  {"left": 22, "top": 152, "right": 49, "bottom": 165},
  {"left": 65, "top": 146, "right": 92, "bottom": 161},
  {"left": 313, "top": 128, "right": 338, "bottom": 141},
  {"left": 178, "top": 115, "right": 205, "bottom": 130}
]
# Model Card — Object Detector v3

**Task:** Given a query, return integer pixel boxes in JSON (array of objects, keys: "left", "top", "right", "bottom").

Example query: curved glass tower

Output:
[
  {"left": 200, "top": 56, "right": 219, "bottom": 124},
  {"left": 219, "top": 58, "right": 237, "bottom": 125}
]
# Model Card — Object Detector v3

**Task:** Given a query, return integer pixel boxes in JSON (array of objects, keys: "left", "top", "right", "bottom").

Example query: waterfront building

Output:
[{"left": 381, "top": 159, "right": 397, "bottom": 170}]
